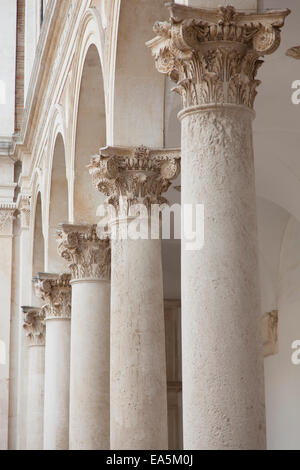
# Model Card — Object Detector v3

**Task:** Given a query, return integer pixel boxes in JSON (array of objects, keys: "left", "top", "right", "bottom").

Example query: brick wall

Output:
[{"left": 15, "top": 0, "right": 25, "bottom": 134}]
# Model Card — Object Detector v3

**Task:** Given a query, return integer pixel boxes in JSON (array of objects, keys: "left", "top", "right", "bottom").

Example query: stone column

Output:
[
  {"left": 148, "top": 4, "right": 289, "bottom": 449},
  {"left": 89, "top": 146, "right": 180, "bottom": 449},
  {"left": 56, "top": 224, "right": 110, "bottom": 450},
  {"left": 22, "top": 307, "right": 45, "bottom": 450},
  {"left": 33, "top": 273, "right": 71, "bottom": 450}
]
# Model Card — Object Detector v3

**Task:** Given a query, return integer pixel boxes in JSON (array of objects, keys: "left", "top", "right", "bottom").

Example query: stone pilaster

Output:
[
  {"left": 33, "top": 273, "right": 71, "bottom": 450},
  {"left": 56, "top": 224, "right": 111, "bottom": 450},
  {"left": 148, "top": 3, "right": 289, "bottom": 450},
  {"left": 89, "top": 146, "right": 180, "bottom": 450},
  {"left": 21, "top": 307, "right": 45, "bottom": 450}
]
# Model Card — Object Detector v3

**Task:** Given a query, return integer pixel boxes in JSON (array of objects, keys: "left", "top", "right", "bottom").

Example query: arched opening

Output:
[
  {"left": 74, "top": 44, "right": 106, "bottom": 224},
  {"left": 47, "top": 134, "right": 68, "bottom": 272}
]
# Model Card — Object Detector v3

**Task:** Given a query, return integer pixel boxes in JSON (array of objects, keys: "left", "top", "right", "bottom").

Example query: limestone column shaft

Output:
[
  {"left": 22, "top": 307, "right": 45, "bottom": 450},
  {"left": 89, "top": 146, "right": 180, "bottom": 450},
  {"left": 33, "top": 273, "right": 71, "bottom": 450},
  {"left": 57, "top": 224, "right": 110, "bottom": 450},
  {"left": 148, "top": 3, "right": 290, "bottom": 450}
]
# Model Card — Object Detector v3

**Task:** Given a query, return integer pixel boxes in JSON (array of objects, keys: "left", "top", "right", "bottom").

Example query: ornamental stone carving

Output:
[
  {"left": 22, "top": 307, "right": 46, "bottom": 347},
  {"left": 147, "top": 4, "right": 290, "bottom": 110},
  {"left": 286, "top": 46, "right": 300, "bottom": 60},
  {"left": 56, "top": 224, "right": 111, "bottom": 281},
  {"left": 33, "top": 273, "right": 71, "bottom": 320},
  {"left": 0, "top": 204, "right": 16, "bottom": 235},
  {"left": 17, "top": 195, "right": 31, "bottom": 230},
  {"left": 88, "top": 146, "right": 180, "bottom": 214},
  {"left": 262, "top": 310, "right": 278, "bottom": 358}
]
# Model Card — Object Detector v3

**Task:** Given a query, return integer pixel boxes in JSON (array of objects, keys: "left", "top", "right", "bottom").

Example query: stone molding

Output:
[
  {"left": 22, "top": 307, "right": 46, "bottom": 347},
  {"left": 147, "top": 4, "right": 290, "bottom": 110},
  {"left": 57, "top": 224, "right": 111, "bottom": 281},
  {"left": 88, "top": 146, "right": 180, "bottom": 214},
  {"left": 33, "top": 273, "right": 71, "bottom": 320}
]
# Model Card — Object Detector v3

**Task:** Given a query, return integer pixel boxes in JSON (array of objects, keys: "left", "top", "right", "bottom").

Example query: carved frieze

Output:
[
  {"left": 57, "top": 224, "right": 111, "bottom": 281},
  {"left": 147, "top": 4, "right": 290, "bottom": 110},
  {"left": 33, "top": 273, "right": 71, "bottom": 320}
]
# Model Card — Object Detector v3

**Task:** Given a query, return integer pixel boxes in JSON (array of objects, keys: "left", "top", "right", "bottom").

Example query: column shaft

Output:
[
  {"left": 26, "top": 345, "right": 45, "bottom": 450},
  {"left": 57, "top": 224, "right": 111, "bottom": 450},
  {"left": 147, "top": 2, "right": 290, "bottom": 449},
  {"left": 181, "top": 106, "right": 265, "bottom": 449},
  {"left": 43, "top": 318, "right": 70, "bottom": 450},
  {"left": 110, "top": 237, "right": 168, "bottom": 450},
  {"left": 69, "top": 280, "right": 110, "bottom": 449},
  {"left": 33, "top": 273, "right": 71, "bottom": 450},
  {"left": 88, "top": 146, "right": 180, "bottom": 450}
]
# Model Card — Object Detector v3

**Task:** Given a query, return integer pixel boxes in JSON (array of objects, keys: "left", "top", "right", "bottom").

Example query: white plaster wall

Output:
[
  {"left": 264, "top": 216, "right": 300, "bottom": 450},
  {"left": 0, "top": 0, "right": 17, "bottom": 137}
]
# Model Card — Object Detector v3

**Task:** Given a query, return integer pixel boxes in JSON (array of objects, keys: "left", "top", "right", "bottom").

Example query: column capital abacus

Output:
[
  {"left": 22, "top": 306, "right": 46, "bottom": 347},
  {"left": 147, "top": 3, "right": 290, "bottom": 111},
  {"left": 56, "top": 224, "right": 111, "bottom": 281},
  {"left": 33, "top": 273, "right": 72, "bottom": 320},
  {"left": 88, "top": 146, "right": 180, "bottom": 216}
]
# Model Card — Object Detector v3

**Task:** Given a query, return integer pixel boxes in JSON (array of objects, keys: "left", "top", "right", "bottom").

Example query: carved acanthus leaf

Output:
[
  {"left": 147, "top": 4, "right": 290, "bottom": 110},
  {"left": 22, "top": 307, "right": 45, "bottom": 347},
  {"left": 0, "top": 205, "right": 16, "bottom": 234},
  {"left": 56, "top": 225, "right": 111, "bottom": 281},
  {"left": 88, "top": 146, "right": 180, "bottom": 214},
  {"left": 33, "top": 273, "right": 71, "bottom": 320}
]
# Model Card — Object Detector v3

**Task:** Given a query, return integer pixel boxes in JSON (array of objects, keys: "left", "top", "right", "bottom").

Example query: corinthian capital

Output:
[
  {"left": 56, "top": 224, "right": 111, "bottom": 281},
  {"left": 33, "top": 273, "right": 71, "bottom": 320},
  {"left": 22, "top": 307, "right": 46, "bottom": 347},
  {"left": 88, "top": 146, "right": 180, "bottom": 214},
  {"left": 147, "top": 3, "right": 290, "bottom": 110},
  {"left": 0, "top": 204, "right": 17, "bottom": 235}
]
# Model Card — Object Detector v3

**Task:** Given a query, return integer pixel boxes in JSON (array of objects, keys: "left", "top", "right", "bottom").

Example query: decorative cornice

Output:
[
  {"left": 88, "top": 146, "right": 180, "bottom": 214},
  {"left": 57, "top": 224, "right": 111, "bottom": 281},
  {"left": 147, "top": 4, "right": 289, "bottom": 110},
  {"left": 22, "top": 307, "right": 46, "bottom": 347},
  {"left": 33, "top": 273, "right": 71, "bottom": 320},
  {"left": 286, "top": 46, "right": 300, "bottom": 60}
]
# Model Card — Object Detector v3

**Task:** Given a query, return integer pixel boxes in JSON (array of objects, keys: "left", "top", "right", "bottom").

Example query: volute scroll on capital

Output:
[
  {"left": 88, "top": 146, "right": 181, "bottom": 214},
  {"left": 56, "top": 224, "right": 111, "bottom": 281},
  {"left": 147, "top": 4, "right": 290, "bottom": 110}
]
